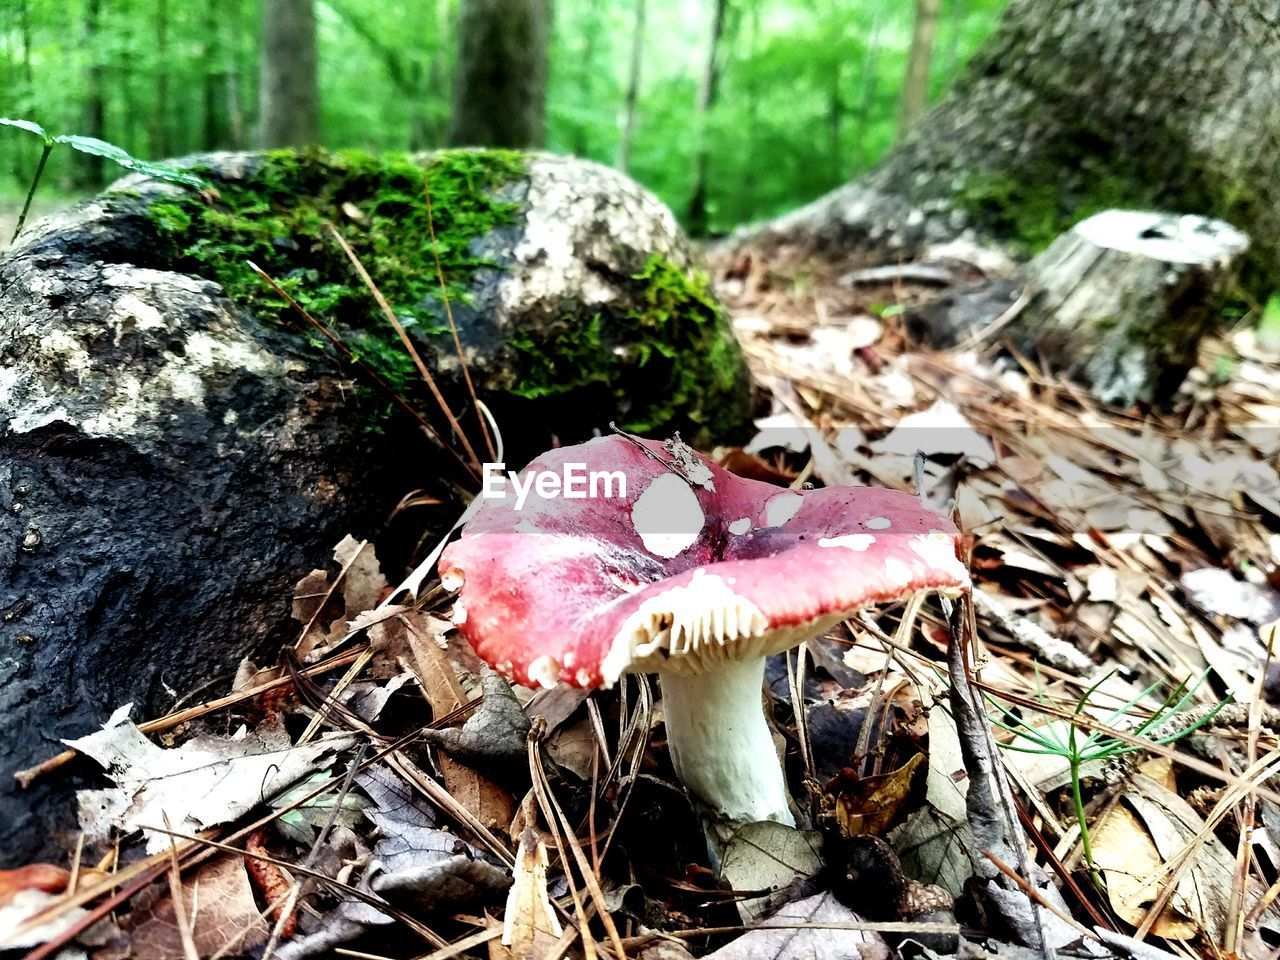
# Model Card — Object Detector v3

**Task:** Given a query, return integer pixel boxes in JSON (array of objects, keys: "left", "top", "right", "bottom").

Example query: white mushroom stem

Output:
[{"left": 659, "top": 657, "right": 794, "bottom": 827}]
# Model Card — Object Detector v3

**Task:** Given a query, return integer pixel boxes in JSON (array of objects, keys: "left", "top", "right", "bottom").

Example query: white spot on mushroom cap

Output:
[
  {"left": 866, "top": 516, "right": 892, "bottom": 530},
  {"left": 451, "top": 602, "right": 468, "bottom": 625},
  {"left": 819, "top": 534, "right": 876, "bottom": 551},
  {"left": 909, "top": 532, "right": 969, "bottom": 582},
  {"left": 631, "top": 473, "right": 705, "bottom": 559},
  {"left": 764, "top": 492, "right": 804, "bottom": 527},
  {"left": 728, "top": 517, "right": 751, "bottom": 535},
  {"left": 440, "top": 570, "right": 464, "bottom": 592},
  {"left": 527, "top": 655, "right": 561, "bottom": 689}
]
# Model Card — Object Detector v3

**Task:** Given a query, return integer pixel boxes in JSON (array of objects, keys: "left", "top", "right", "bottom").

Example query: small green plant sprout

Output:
[
  {"left": 1259, "top": 292, "right": 1280, "bottom": 352},
  {"left": 988, "top": 669, "right": 1230, "bottom": 879},
  {"left": 1, "top": 117, "right": 207, "bottom": 243}
]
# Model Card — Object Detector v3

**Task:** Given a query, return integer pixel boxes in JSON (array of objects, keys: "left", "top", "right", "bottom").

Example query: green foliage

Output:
[
  {"left": 954, "top": 167, "right": 1155, "bottom": 254},
  {"left": 1259, "top": 293, "right": 1280, "bottom": 350},
  {"left": 0, "top": 117, "right": 206, "bottom": 188},
  {"left": 147, "top": 147, "right": 526, "bottom": 391},
  {"left": 991, "top": 670, "right": 1229, "bottom": 877},
  {"left": 0, "top": 0, "right": 1006, "bottom": 236},
  {"left": 1, "top": 116, "right": 207, "bottom": 242}
]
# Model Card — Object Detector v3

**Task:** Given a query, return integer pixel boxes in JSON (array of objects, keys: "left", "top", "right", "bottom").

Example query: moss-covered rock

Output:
[
  {"left": 132, "top": 148, "right": 751, "bottom": 449},
  {"left": 0, "top": 148, "right": 752, "bottom": 865}
]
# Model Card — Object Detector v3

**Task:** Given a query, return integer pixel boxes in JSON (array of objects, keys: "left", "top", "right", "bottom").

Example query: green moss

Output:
[
  {"left": 505, "top": 254, "right": 749, "bottom": 441},
  {"left": 146, "top": 147, "right": 526, "bottom": 392},
  {"left": 953, "top": 167, "right": 1155, "bottom": 255}
]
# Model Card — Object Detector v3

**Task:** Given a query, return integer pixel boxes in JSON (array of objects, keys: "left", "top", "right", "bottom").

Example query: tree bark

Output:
[
  {"left": 745, "top": 0, "right": 1280, "bottom": 291},
  {"left": 897, "top": 0, "right": 941, "bottom": 138},
  {"left": 911, "top": 210, "right": 1251, "bottom": 405},
  {"left": 616, "top": 0, "right": 647, "bottom": 173},
  {"left": 75, "top": 0, "right": 107, "bottom": 188},
  {"left": 687, "top": 0, "right": 729, "bottom": 236},
  {"left": 256, "top": 0, "right": 320, "bottom": 148},
  {"left": 201, "top": 0, "right": 223, "bottom": 151},
  {"left": 225, "top": 0, "right": 246, "bottom": 148},
  {"left": 150, "top": 0, "right": 169, "bottom": 159},
  {"left": 447, "top": 0, "right": 550, "bottom": 149}
]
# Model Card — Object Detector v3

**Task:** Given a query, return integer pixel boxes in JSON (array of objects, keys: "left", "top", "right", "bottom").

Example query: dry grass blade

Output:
[
  {"left": 324, "top": 222, "right": 485, "bottom": 471},
  {"left": 163, "top": 813, "right": 201, "bottom": 960},
  {"left": 1133, "top": 749, "right": 1280, "bottom": 941},
  {"left": 245, "top": 260, "right": 478, "bottom": 483},
  {"left": 135, "top": 824, "right": 449, "bottom": 949},
  {"left": 15, "top": 647, "right": 368, "bottom": 786},
  {"left": 977, "top": 682, "right": 1280, "bottom": 807},
  {"left": 384, "top": 751, "right": 515, "bottom": 867},
  {"left": 422, "top": 173, "right": 496, "bottom": 462},
  {"left": 527, "top": 727, "right": 633, "bottom": 959}
]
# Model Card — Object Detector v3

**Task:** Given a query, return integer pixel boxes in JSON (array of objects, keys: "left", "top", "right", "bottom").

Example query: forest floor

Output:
[{"left": 5, "top": 251, "right": 1280, "bottom": 959}]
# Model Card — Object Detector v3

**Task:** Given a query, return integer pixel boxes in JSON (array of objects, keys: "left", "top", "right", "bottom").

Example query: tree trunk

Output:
[
  {"left": 910, "top": 210, "right": 1251, "bottom": 405},
  {"left": 447, "top": 0, "right": 550, "bottom": 149},
  {"left": 201, "top": 0, "right": 225, "bottom": 151},
  {"left": 897, "top": 0, "right": 941, "bottom": 138},
  {"left": 616, "top": 0, "right": 647, "bottom": 172},
  {"left": 853, "top": 9, "right": 882, "bottom": 174},
  {"left": 150, "top": 0, "right": 169, "bottom": 159},
  {"left": 745, "top": 0, "right": 1280, "bottom": 292},
  {"left": 256, "top": 0, "right": 320, "bottom": 148},
  {"left": 75, "top": 0, "right": 107, "bottom": 188},
  {"left": 686, "top": 0, "right": 729, "bottom": 236},
  {"left": 225, "top": 0, "right": 246, "bottom": 148}
]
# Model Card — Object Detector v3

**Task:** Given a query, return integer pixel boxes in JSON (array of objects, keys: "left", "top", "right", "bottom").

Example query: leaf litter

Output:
[{"left": 13, "top": 252, "right": 1280, "bottom": 960}]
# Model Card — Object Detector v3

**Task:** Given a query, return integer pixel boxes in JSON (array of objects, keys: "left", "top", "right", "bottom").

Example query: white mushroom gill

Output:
[{"left": 659, "top": 658, "right": 794, "bottom": 827}]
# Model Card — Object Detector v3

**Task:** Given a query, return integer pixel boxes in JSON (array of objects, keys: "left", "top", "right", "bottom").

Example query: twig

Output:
[
  {"left": 972, "top": 589, "right": 1094, "bottom": 674},
  {"left": 325, "top": 223, "right": 484, "bottom": 472},
  {"left": 245, "top": 260, "right": 476, "bottom": 482},
  {"left": 15, "top": 647, "right": 367, "bottom": 786},
  {"left": 956, "top": 287, "right": 1031, "bottom": 350},
  {"left": 422, "top": 172, "right": 496, "bottom": 462},
  {"left": 947, "top": 595, "right": 1058, "bottom": 955},
  {"left": 163, "top": 814, "right": 201, "bottom": 960}
]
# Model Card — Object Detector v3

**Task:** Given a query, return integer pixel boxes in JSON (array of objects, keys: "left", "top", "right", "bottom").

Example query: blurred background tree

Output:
[{"left": 0, "top": 0, "right": 1006, "bottom": 235}]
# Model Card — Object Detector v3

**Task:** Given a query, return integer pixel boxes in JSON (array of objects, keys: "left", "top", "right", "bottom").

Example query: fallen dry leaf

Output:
[
  {"left": 67, "top": 714, "right": 351, "bottom": 853},
  {"left": 1091, "top": 798, "right": 1197, "bottom": 938},
  {"left": 832, "top": 752, "right": 925, "bottom": 837},
  {"left": 703, "top": 891, "right": 886, "bottom": 960},
  {"left": 100, "top": 856, "right": 271, "bottom": 960},
  {"left": 0, "top": 864, "right": 71, "bottom": 907},
  {"left": 495, "top": 826, "right": 561, "bottom": 960}
]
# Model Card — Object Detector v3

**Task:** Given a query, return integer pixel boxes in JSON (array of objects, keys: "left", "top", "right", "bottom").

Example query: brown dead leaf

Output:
[
  {"left": 291, "top": 569, "right": 334, "bottom": 656},
  {"left": 106, "top": 856, "right": 270, "bottom": 960},
  {"left": 832, "top": 751, "right": 925, "bottom": 837},
  {"left": 493, "top": 827, "right": 561, "bottom": 960},
  {"left": 1092, "top": 800, "right": 1196, "bottom": 939},
  {"left": 0, "top": 864, "right": 70, "bottom": 907},
  {"left": 332, "top": 535, "right": 387, "bottom": 619},
  {"left": 404, "top": 615, "right": 516, "bottom": 830},
  {"left": 714, "top": 447, "right": 796, "bottom": 485}
]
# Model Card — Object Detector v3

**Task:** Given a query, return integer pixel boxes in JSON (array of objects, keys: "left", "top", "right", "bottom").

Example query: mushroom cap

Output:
[{"left": 440, "top": 436, "right": 969, "bottom": 689}]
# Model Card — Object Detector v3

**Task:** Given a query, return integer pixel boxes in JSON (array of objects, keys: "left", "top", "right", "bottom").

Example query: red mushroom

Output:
[{"left": 439, "top": 436, "right": 968, "bottom": 828}]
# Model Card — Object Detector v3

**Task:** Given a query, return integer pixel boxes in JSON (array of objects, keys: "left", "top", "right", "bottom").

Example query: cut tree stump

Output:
[{"left": 910, "top": 210, "right": 1250, "bottom": 406}]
